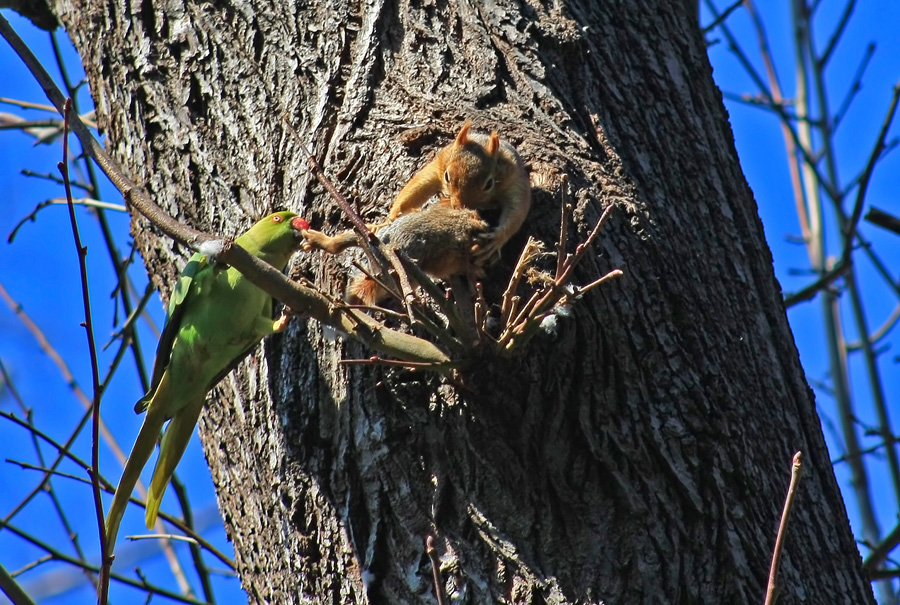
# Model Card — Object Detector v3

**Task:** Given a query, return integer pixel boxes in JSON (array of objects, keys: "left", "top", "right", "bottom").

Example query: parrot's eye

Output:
[
  {"left": 443, "top": 169, "right": 450, "bottom": 184},
  {"left": 272, "top": 215, "right": 283, "bottom": 223}
]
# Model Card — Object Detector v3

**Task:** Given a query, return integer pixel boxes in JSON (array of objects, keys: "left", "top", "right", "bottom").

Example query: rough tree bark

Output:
[{"left": 40, "top": 0, "right": 873, "bottom": 602}]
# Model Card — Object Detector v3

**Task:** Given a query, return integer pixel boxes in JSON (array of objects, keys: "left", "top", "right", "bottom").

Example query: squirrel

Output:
[
  {"left": 385, "top": 121, "right": 531, "bottom": 261},
  {"left": 302, "top": 202, "right": 489, "bottom": 306}
]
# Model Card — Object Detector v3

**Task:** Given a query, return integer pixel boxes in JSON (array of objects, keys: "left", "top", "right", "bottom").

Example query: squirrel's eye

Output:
[
  {"left": 483, "top": 177, "right": 494, "bottom": 191},
  {"left": 272, "top": 215, "right": 283, "bottom": 223},
  {"left": 443, "top": 169, "right": 450, "bottom": 184}
]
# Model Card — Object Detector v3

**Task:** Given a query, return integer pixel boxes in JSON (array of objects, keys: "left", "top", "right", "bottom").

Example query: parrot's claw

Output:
[{"left": 273, "top": 311, "right": 293, "bottom": 332}]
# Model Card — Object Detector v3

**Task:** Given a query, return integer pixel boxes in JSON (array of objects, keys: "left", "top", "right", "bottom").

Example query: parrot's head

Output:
[{"left": 240, "top": 211, "right": 310, "bottom": 268}]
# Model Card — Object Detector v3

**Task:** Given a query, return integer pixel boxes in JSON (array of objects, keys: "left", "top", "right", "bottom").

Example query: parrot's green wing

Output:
[
  {"left": 135, "top": 253, "right": 210, "bottom": 414},
  {"left": 203, "top": 297, "right": 275, "bottom": 392}
]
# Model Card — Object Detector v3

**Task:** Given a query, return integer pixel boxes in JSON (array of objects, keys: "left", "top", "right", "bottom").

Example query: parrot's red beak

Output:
[{"left": 291, "top": 217, "right": 310, "bottom": 232}]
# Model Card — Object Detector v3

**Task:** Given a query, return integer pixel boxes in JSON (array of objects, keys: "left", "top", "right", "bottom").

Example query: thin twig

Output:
[
  {"left": 742, "top": 0, "right": 812, "bottom": 245},
  {"left": 866, "top": 206, "right": 900, "bottom": 237},
  {"left": 844, "top": 80, "right": 900, "bottom": 250},
  {"left": 497, "top": 202, "right": 620, "bottom": 352},
  {"left": 865, "top": 522, "right": 900, "bottom": 573},
  {"left": 426, "top": 536, "right": 447, "bottom": 605},
  {"left": 846, "top": 303, "right": 900, "bottom": 351},
  {"left": 784, "top": 260, "right": 850, "bottom": 307},
  {"left": 6, "top": 458, "right": 109, "bottom": 487},
  {"left": 381, "top": 244, "right": 419, "bottom": 320},
  {"left": 817, "top": 0, "right": 857, "bottom": 68},
  {"left": 555, "top": 176, "right": 570, "bottom": 278},
  {"left": 0, "top": 410, "right": 112, "bottom": 487},
  {"left": 281, "top": 115, "right": 372, "bottom": 241},
  {"left": 765, "top": 451, "right": 803, "bottom": 605},
  {"left": 0, "top": 96, "right": 57, "bottom": 112},
  {"left": 720, "top": 91, "right": 799, "bottom": 117},
  {"left": 103, "top": 283, "right": 156, "bottom": 352},
  {"left": 869, "top": 568, "right": 900, "bottom": 581},
  {"left": 702, "top": 0, "right": 743, "bottom": 34},
  {"left": 0, "top": 563, "right": 37, "bottom": 605},
  {"left": 339, "top": 357, "right": 457, "bottom": 370},
  {"left": 833, "top": 43, "right": 874, "bottom": 129},
  {"left": 9, "top": 554, "right": 54, "bottom": 578},
  {"left": 0, "top": 361, "right": 95, "bottom": 587},
  {"left": 125, "top": 533, "right": 204, "bottom": 544},
  {"left": 8, "top": 197, "right": 126, "bottom": 243},
  {"left": 0, "top": 520, "right": 209, "bottom": 605},
  {"left": 707, "top": 0, "right": 840, "bottom": 205},
  {"left": 573, "top": 269, "right": 625, "bottom": 296},
  {"left": 0, "top": 278, "right": 132, "bottom": 476},
  {"left": 169, "top": 476, "right": 216, "bottom": 603},
  {"left": 3, "top": 450, "right": 234, "bottom": 569},
  {"left": 58, "top": 99, "right": 110, "bottom": 604},
  {"left": 832, "top": 437, "right": 900, "bottom": 466},
  {"left": 784, "top": 76, "right": 899, "bottom": 308},
  {"left": 499, "top": 238, "right": 546, "bottom": 329},
  {"left": 19, "top": 168, "right": 94, "bottom": 192}
]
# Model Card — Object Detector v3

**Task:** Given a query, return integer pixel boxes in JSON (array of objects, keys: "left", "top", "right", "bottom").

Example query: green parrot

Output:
[{"left": 105, "top": 211, "right": 309, "bottom": 551}]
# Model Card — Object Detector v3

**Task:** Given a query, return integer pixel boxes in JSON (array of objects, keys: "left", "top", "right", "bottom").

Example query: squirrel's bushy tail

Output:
[{"left": 347, "top": 276, "right": 386, "bottom": 307}]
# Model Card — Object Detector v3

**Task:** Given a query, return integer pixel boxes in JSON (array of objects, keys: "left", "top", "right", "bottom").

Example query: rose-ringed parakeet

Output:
[{"left": 105, "top": 211, "right": 309, "bottom": 551}]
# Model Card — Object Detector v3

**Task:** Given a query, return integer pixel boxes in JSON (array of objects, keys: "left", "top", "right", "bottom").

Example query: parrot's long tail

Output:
[
  {"left": 105, "top": 407, "right": 166, "bottom": 552},
  {"left": 144, "top": 398, "right": 205, "bottom": 529}
]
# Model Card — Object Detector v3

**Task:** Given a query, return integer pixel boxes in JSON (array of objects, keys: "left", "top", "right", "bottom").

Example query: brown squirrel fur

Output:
[{"left": 302, "top": 202, "right": 489, "bottom": 306}]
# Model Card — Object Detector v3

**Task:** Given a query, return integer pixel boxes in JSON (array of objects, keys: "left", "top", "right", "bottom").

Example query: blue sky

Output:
[
  {"left": 0, "top": 12, "right": 234, "bottom": 604},
  {"left": 702, "top": 2, "right": 900, "bottom": 600},
  {"left": 1, "top": 2, "right": 899, "bottom": 602}
]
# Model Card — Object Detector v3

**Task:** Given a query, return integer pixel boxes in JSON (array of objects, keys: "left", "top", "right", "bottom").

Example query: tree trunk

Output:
[{"left": 48, "top": 0, "right": 872, "bottom": 602}]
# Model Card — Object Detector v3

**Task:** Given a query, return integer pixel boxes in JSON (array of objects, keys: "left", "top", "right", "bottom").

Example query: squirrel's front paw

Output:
[
  {"left": 369, "top": 220, "right": 391, "bottom": 235},
  {"left": 300, "top": 229, "right": 324, "bottom": 251},
  {"left": 472, "top": 232, "right": 503, "bottom": 263}
]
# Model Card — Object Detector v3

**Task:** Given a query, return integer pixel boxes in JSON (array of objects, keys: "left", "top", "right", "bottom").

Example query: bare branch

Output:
[
  {"left": 784, "top": 80, "right": 899, "bottom": 307},
  {"left": 425, "top": 536, "right": 447, "bottom": 605},
  {"left": 8, "top": 197, "right": 125, "bottom": 243},
  {"left": 0, "top": 360, "right": 96, "bottom": 587},
  {"left": 4, "top": 452, "right": 234, "bottom": 570},
  {"left": 765, "top": 452, "right": 804, "bottom": 605},
  {"left": 865, "top": 522, "right": 900, "bottom": 574},
  {"left": 817, "top": 0, "right": 857, "bottom": 68},
  {"left": 168, "top": 476, "right": 215, "bottom": 603},
  {"left": 833, "top": 43, "right": 875, "bottom": 129},
  {"left": 702, "top": 0, "right": 742, "bottom": 34},
  {"left": 867, "top": 206, "right": 900, "bottom": 237},
  {"left": 844, "top": 80, "right": 900, "bottom": 244},
  {"left": 58, "top": 98, "right": 109, "bottom": 604},
  {"left": 846, "top": 303, "right": 900, "bottom": 351},
  {"left": 0, "top": 520, "right": 209, "bottom": 605},
  {"left": 18, "top": 168, "right": 94, "bottom": 192},
  {"left": 784, "top": 260, "right": 850, "bottom": 307},
  {"left": 0, "top": 96, "right": 56, "bottom": 112},
  {"left": 0, "top": 563, "right": 37, "bottom": 605}
]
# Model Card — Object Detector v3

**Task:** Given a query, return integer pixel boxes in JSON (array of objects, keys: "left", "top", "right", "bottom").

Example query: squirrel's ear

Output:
[
  {"left": 487, "top": 132, "right": 500, "bottom": 156},
  {"left": 456, "top": 121, "right": 472, "bottom": 146}
]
